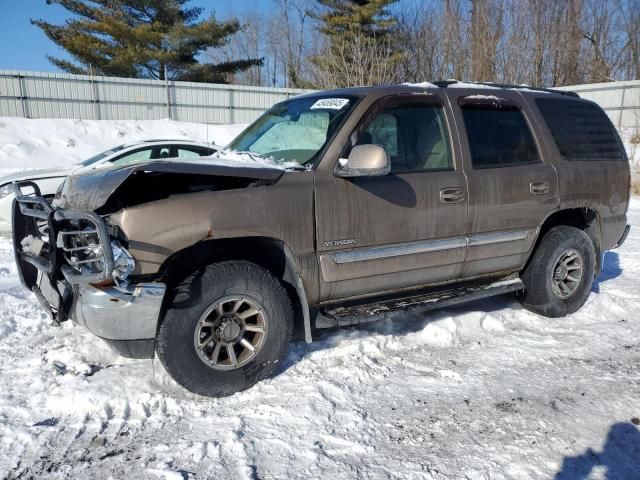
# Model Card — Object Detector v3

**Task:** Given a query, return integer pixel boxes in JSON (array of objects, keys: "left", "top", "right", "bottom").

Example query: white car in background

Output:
[{"left": 0, "top": 140, "right": 220, "bottom": 232}]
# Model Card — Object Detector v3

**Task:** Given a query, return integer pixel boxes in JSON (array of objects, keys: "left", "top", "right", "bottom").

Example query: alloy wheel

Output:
[{"left": 193, "top": 295, "right": 268, "bottom": 371}]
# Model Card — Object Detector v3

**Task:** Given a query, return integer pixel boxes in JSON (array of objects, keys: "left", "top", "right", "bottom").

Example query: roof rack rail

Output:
[
  {"left": 432, "top": 80, "right": 458, "bottom": 87},
  {"left": 432, "top": 80, "right": 580, "bottom": 98}
]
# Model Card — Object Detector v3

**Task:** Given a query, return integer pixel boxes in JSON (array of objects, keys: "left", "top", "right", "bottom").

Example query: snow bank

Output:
[{"left": 0, "top": 118, "right": 246, "bottom": 173}]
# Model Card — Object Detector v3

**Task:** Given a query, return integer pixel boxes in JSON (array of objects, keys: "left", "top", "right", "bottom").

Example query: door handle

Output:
[
  {"left": 439, "top": 187, "right": 465, "bottom": 204},
  {"left": 529, "top": 181, "right": 550, "bottom": 195}
]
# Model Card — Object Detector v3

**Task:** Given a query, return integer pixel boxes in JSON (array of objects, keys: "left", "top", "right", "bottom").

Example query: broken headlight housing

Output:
[
  {"left": 56, "top": 220, "right": 135, "bottom": 285},
  {"left": 111, "top": 240, "right": 135, "bottom": 286}
]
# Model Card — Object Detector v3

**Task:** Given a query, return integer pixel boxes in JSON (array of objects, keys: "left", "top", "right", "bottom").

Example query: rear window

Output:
[{"left": 535, "top": 98, "right": 625, "bottom": 162}]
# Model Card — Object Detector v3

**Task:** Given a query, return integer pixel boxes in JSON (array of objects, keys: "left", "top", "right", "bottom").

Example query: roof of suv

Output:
[{"left": 294, "top": 80, "right": 580, "bottom": 101}]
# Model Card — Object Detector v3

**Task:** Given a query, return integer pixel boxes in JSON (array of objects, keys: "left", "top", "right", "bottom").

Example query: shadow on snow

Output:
[
  {"left": 592, "top": 251, "right": 623, "bottom": 293},
  {"left": 555, "top": 421, "right": 640, "bottom": 480}
]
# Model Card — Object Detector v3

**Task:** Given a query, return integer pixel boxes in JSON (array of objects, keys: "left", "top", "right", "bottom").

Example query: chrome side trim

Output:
[
  {"left": 329, "top": 229, "right": 533, "bottom": 265},
  {"left": 467, "top": 229, "right": 530, "bottom": 247},
  {"left": 332, "top": 237, "right": 467, "bottom": 264}
]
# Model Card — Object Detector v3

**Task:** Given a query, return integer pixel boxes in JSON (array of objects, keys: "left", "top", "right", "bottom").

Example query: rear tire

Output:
[
  {"left": 157, "top": 261, "right": 293, "bottom": 397},
  {"left": 520, "top": 225, "right": 596, "bottom": 317}
]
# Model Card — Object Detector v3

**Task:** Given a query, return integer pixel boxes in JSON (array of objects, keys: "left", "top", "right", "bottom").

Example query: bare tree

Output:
[
  {"left": 470, "top": 0, "right": 505, "bottom": 81},
  {"left": 312, "top": 32, "right": 402, "bottom": 87},
  {"left": 209, "top": 0, "right": 639, "bottom": 88},
  {"left": 498, "top": 0, "right": 535, "bottom": 85},
  {"left": 273, "top": 0, "right": 315, "bottom": 87},
  {"left": 616, "top": 0, "right": 640, "bottom": 81}
]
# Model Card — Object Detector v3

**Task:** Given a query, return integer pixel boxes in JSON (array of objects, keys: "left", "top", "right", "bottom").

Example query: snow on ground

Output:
[
  {"left": 621, "top": 128, "right": 640, "bottom": 170},
  {"left": 1, "top": 208, "right": 639, "bottom": 479},
  {"left": 0, "top": 118, "right": 246, "bottom": 173}
]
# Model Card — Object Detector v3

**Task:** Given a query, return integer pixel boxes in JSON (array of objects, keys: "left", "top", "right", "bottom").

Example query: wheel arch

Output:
[
  {"left": 527, "top": 207, "right": 602, "bottom": 275},
  {"left": 158, "top": 236, "right": 312, "bottom": 343}
]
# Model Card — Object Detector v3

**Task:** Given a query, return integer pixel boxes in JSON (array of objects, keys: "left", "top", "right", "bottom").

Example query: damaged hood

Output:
[{"left": 56, "top": 157, "right": 287, "bottom": 211}]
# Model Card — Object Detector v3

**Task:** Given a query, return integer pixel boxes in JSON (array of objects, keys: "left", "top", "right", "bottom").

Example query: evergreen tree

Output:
[
  {"left": 315, "top": 0, "right": 399, "bottom": 40},
  {"left": 311, "top": 0, "right": 403, "bottom": 87},
  {"left": 32, "top": 0, "right": 262, "bottom": 83}
]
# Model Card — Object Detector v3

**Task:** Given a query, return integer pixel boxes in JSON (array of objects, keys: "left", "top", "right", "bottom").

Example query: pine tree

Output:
[
  {"left": 315, "top": 0, "right": 399, "bottom": 40},
  {"left": 32, "top": 0, "right": 262, "bottom": 83},
  {"left": 311, "top": 0, "right": 403, "bottom": 87}
]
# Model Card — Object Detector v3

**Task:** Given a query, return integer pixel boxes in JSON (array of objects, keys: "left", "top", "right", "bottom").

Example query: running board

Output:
[{"left": 316, "top": 277, "right": 524, "bottom": 329}]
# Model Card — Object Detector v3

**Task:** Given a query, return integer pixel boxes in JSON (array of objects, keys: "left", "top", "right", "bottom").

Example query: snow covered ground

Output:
[
  {"left": 0, "top": 118, "right": 246, "bottom": 173},
  {"left": 1, "top": 208, "right": 639, "bottom": 480},
  {"left": 0, "top": 118, "right": 638, "bottom": 479}
]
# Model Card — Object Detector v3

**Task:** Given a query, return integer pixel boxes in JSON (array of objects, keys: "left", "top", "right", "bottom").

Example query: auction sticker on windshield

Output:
[{"left": 310, "top": 98, "right": 350, "bottom": 110}]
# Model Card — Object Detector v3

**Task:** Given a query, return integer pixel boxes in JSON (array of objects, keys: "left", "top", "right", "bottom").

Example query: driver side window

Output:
[
  {"left": 363, "top": 114, "right": 398, "bottom": 161},
  {"left": 356, "top": 101, "right": 453, "bottom": 173}
]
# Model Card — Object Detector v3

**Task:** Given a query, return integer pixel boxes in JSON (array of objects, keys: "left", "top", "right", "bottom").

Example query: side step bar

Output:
[{"left": 316, "top": 277, "right": 524, "bottom": 329}]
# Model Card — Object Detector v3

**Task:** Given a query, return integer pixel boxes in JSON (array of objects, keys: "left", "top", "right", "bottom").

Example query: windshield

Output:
[
  {"left": 228, "top": 95, "right": 359, "bottom": 165},
  {"left": 77, "top": 145, "right": 126, "bottom": 167}
]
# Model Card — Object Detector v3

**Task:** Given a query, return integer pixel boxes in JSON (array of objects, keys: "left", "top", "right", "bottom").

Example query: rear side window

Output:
[
  {"left": 535, "top": 98, "right": 625, "bottom": 162},
  {"left": 461, "top": 100, "right": 539, "bottom": 169}
]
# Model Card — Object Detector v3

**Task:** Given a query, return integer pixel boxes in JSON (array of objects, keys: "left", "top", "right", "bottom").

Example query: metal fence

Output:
[
  {"left": 557, "top": 80, "right": 640, "bottom": 130},
  {"left": 0, "top": 70, "right": 313, "bottom": 124},
  {"left": 1, "top": 70, "right": 638, "bottom": 129}
]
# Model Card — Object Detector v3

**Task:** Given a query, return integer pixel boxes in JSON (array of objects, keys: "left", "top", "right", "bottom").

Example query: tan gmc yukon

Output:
[{"left": 12, "top": 81, "right": 630, "bottom": 397}]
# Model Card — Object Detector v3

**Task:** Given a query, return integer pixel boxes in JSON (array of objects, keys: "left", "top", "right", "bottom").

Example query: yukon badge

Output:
[{"left": 324, "top": 238, "right": 357, "bottom": 248}]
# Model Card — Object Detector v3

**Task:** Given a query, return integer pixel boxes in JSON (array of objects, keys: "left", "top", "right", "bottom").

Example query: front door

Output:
[{"left": 314, "top": 93, "right": 469, "bottom": 302}]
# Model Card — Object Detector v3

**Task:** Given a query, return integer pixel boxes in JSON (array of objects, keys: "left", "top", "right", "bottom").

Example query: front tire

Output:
[
  {"left": 157, "top": 261, "right": 293, "bottom": 397},
  {"left": 520, "top": 225, "right": 596, "bottom": 317}
]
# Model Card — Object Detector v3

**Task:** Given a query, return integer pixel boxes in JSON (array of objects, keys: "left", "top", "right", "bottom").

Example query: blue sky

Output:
[{"left": 0, "top": 0, "right": 271, "bottom": 72}]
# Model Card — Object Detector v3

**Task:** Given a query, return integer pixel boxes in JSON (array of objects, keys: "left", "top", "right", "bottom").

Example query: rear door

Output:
[
  {"left": 314, "top": 93, "right": 469, "bottom": 301},
  {"left": 447, "top": 90, "right": 559, "bottom": 278}
]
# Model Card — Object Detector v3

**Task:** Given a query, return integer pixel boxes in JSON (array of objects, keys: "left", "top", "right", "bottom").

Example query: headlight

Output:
[
  {"left": 111, "top": 241, "right": 135, "bottom": 286},
  {"left": 0, "top": 184, "right": 14, "bottom": 199}
]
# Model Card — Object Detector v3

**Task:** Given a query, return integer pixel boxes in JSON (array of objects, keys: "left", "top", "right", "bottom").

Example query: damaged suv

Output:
[{"left": 13, "top": 82, "right": 630, "bottom": 397}]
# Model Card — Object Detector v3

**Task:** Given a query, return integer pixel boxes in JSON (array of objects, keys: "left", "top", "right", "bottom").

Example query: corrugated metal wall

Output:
[
  {"left": 0, "top": 70, "right": 313, "bottom": 123},
  {"left": 557, "top": 80, "right": 640, "bottom": 130},
  {"left": 2, "top": 70, "right": 638, "bottom": 130}
]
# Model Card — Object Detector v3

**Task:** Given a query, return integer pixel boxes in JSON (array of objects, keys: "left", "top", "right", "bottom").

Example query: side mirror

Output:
[{"left": 336, "top": 144, "right": 391, "bottom": 178}]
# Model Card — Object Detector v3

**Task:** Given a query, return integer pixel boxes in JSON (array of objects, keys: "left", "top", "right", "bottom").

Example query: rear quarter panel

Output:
[{"left": 519, "top": 93, "right": 630, "bottom": 251}]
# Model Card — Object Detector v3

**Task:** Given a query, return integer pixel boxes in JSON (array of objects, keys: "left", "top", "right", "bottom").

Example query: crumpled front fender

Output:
[{"left": 57, "top": 159, "right": 285, "bottom": 211}]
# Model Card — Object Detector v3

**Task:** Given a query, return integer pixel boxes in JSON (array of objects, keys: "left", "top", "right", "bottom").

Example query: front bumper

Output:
[
  {"left": 12, "top": 181, "right": 165, "bottom": 358},
  {"left": 73, "top": 282, "right": 165, "bottom": 340}
]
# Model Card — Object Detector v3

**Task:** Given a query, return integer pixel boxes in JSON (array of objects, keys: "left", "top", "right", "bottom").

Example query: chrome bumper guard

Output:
[
  {"left": 73, "top": 283, "right": 166, "bottom": 340},
  {"left": 11, "top": 181, "right": 166, "bottom": 341}
]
